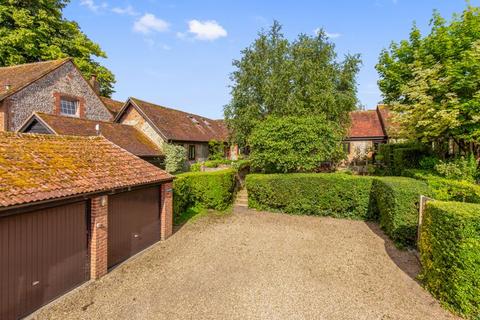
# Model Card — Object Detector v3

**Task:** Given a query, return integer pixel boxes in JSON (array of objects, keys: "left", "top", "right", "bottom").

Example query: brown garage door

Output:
[
  {"left": 0, "top": 201, "right": 89, "bottom": 320},
  {"left": 108, "top": 186, "right": 160, "bottom": 268}
]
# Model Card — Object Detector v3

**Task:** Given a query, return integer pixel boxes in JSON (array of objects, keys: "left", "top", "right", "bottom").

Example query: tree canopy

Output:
[
  {"left": 224, "top": 21, "right": 361, "bottom": 148},
  {"left": 376, "top": 6, "right": 480, "bottom": 152},
  {"left": 0, "top": 0, "right": 115, "bottom": 96},
  {"left": 249, "top": 115, "right": 344, "bottom": 173}
]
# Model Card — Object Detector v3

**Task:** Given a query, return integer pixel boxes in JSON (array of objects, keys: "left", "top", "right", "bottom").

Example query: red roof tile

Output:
[
  {"left": 23, "top": 113, "right": 162, "bottom": 157},
  {"left": 377, "top": 104, "right": 399, "bottom": 137},
  {"left": 0, "top": 132, "right": 172, "bottom": 208},
  {"left": 0, "top": 59, "right": 70, "bottom": 100},
  {"left": 348, "top": 110, "right": 385, "bottom": 139},
  {"left": 100, "top": 97, "right": 124, "bottom": 117},
  {"left": 127, "top": 98, "right": 229, "bottom": 142}
]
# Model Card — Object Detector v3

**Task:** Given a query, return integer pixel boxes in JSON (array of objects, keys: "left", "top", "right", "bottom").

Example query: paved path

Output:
[{"left": 35, "top": 208, "right": 460, "bottom": 320}]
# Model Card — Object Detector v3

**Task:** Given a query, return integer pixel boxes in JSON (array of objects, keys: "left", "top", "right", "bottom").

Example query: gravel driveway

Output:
[{"left": 34, "top": 208, "right": 460, "bottom": 320}]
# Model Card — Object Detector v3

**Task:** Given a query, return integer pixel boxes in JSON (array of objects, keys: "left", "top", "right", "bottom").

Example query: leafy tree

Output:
[
  {"left": 164, "top": 143, "right": 187, "bottom": 173},
  {"left": 224, "top": 21, "right": 361, "bottom": 148},
  {"left": 0, "top": 0, "right": 115, "bottom": 96},
  {"left": 248, "top": 115, "right": 344, "bottom": 173},
  {"left": 208, "top": 140, "right": 225, "bottom": 160},
  {"left": 376, "top": 6, "right": 480, "bottom": 153}
]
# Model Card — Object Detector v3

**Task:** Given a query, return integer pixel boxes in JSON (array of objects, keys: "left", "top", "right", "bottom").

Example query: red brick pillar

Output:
[
  {"left": 90, "top": 195, "right": 108, "bottom": 279},
  {"left": 160, "top": 182, "right": 173, "bottom": 240}
]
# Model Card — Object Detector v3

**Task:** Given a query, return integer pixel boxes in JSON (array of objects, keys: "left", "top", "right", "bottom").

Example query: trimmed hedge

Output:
[
  {"left": 403, "top": 169, "right": 480, "bottom": 204},
  {"left": 174, "top": 169, "right": 236, "bottom": 215},
  {"left": 370, "top": 177, "right": 431, "bottom": 247},
  {"left": 419, "top": 201, "right": 480, "bottom": 318},
  {"left": 246, "top": 173, "right": 374, "bottom": 220},
  {"left": 378, "top": 143, "right": 430, "bottom": 175}
]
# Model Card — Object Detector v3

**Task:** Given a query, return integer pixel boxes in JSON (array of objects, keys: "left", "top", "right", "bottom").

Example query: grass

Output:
[{"left": 174, "top": 205, "right": 232, "bottom": 226}]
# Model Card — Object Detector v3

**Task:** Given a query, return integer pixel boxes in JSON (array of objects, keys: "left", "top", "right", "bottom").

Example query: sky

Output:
[{"left": 65, "top": 0, "right": 478, "bottom": 119}]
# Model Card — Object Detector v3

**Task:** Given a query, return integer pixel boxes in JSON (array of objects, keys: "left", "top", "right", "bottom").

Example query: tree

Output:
[
  {"left": 248, "top": 115, "right": 344, "bottom": 173},
  {"left": 164, "top": 143, "right": 187, "bottom": 173},
  {"left": 376, "top": 6, "right": 480, "bottom": 153},
  {"left": 224, "top": 21, "right": 361, "bottom": 148},
  {"left": 208, "top": 140, "right": 225, "bottom": 160},
  {"left": 0, "top": 0, "right": 115, "bottom": 96}
]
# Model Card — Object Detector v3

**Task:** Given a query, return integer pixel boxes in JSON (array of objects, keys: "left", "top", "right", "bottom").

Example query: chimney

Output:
[{"left": 89, "top": 74, "right": 100, "bottom": 95}]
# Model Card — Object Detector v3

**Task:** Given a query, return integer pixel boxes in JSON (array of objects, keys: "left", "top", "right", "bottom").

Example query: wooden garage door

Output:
[
  {"left": 0, "top": 201, "right": 89, "bottom": 320},
  {"left": 108, "top": 186, "right": 160, "bottom": 268}
]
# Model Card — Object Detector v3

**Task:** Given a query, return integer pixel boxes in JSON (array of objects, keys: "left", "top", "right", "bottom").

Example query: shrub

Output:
[
  {"left": 419, "top": 201, "right": 480, "bottom": 318},
  {"left": 164, "top": 143, "right": 187, "bottom": 173},
  {"left": 434, "top": 155, "right": 477, "bottom": 182},
  {"left": 403, "top": 169, "right": 480, "bottom": 204},
  {"left": 377, "top": 143, "right": 431, "bottom": 175},
  {"left": 248, "top": 116, "right": 344, "bottom": 173},
  {"left": 370, "top": 177, "right": 431, "bottom": 248},
  {"left": 208, "top": 140, "right": 225, "bottom": 160},
  {"left": 246, "top": 173, "right": 374, "bottom": 220},
  {"left": 173, "top": 169, "right": 236, "bottom": 215},
  {"left": 189, "top": 162, "right": 202, "bottom": 172},
  {"left": 232, "top": 159, "right": 251, "bottom": 172}
]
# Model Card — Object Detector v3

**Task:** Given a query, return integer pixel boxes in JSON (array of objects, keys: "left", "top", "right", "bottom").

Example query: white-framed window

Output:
[{"left": 60, "top": 98, "right": 79, "bottom": 117}]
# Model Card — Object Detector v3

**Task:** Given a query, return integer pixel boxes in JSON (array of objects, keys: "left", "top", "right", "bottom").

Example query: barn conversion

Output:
[{"left": 0, "top": 132, "right": 173, "bottom": 320}]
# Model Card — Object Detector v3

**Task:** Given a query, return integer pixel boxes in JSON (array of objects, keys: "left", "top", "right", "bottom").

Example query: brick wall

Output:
[
  {"left": 90, "top": 196, "right": 108, "bottom": 279},
  {"left": 160, "top": 182, "right": 173, "bottom": 240}
]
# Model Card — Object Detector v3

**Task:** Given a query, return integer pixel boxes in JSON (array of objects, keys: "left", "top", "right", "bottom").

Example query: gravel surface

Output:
[{"left": 34, "top": 208, "right": 460, "bottom": 320}]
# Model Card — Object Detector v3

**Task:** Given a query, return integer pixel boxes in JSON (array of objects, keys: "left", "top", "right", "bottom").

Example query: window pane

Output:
[{"left": 60, "top": 99, "right": 78, "bottom": 116}]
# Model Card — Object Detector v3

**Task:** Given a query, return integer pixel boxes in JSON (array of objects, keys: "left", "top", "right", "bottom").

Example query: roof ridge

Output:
[
  {"left": 3, "top": 131, "right": 104, "bottom": 140},
  {"left": 36, "top": 112, "right": 127, "bottom": 126},
  {"left": 0, "top": 58, "right": 70, "bottom": 70},
  {"left": 130, "top": 97, "right": 216, "bottom": 121}
]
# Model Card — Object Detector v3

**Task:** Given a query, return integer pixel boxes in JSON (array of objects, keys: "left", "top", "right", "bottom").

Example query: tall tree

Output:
[
  {"left": 0, "top": 0, "right": 115, "bottom": 96},
  {"left": 224, "top": 21, "right": 361, "bottom": 147},
  {"left": 376, "top": 6, "right": 480, "bottom": 152}
]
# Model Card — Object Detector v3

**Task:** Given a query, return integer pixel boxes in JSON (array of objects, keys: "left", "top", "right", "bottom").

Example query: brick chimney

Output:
[{"left": 89, "top": 74, "right": 100, "bottom": 95}]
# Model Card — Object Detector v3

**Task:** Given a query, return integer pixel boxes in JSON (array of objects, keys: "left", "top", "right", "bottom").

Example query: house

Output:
[
  {"left": 344, "top": 105, "right": 393, "bottom": 163},
  {"left": 18, "top": 112, "right": 163, "bottom": 163},
  {"left": 100, "top": 96, "right": 125, "bottom": 117},
  {"left": 115, "top": 97, "right": 230, "bottom": 162},
  {"left": 0, "top": 132, "right": 173, "bottom": 320},
  {"left": 0, "top": 58, "right": 112, "bottom": 132}
]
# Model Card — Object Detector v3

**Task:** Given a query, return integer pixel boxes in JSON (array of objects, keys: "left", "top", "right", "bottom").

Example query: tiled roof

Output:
[
  {"left": 0, "top": 59, "right": 70, "bottom": 101},
  {"left": 100, "top": 97, "right": 124, "bottom": 117},
  {"left": 0, "top": 132, "right": 172, "bottom": 208},
  {"left": 128, "top": 98, "right": 229, "bottom": 142},
  {"left": 348, "top": 110, "right": 386, "bottom": 139},
  {"left": 28, "top": 113, "right": 162, "bottom": 157},
  {"left": 377, "top": 104, "right": 399, "bottom": 137}
]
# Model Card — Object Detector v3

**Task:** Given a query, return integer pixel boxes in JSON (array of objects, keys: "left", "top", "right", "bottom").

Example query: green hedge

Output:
[
  {"left": 370, "top": 177, "right": 431, "bottom": 247},
  {"left": 378, "top": 143, "right": 430, "bottom": 175},
  {"left": 174, "top": 169, "right": 236, "bottom": 215},
  {"left": 246, "top": 173, "right": 374, "bottom": 220},
  {"left": 403, "top": 169, "right": 480, "bottom": 204},
  {"left": 419, "top": 201, "right": 480, "bottom": 318}
]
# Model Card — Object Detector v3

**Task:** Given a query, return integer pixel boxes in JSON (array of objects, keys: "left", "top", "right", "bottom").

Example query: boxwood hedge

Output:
[
  {"left": 246, "top": 173, "right": 374, "bottom": 220},
  {"left": 419, "top": 201, "right": 480, "bottom": 318},
  {"left": 370, "top": 177, "right": 431, "bottom": 248},
  {"left": 174, "top": 169, "right": 236, "bottom": 215}
]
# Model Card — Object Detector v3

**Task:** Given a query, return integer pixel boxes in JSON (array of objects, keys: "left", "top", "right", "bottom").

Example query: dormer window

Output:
[{"left": 60, "top": 98, "right": 79, "bottom": 117}]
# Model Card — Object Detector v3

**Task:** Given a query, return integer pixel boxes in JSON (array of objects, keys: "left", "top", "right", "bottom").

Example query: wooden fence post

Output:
[{"left": 417, "top": 195, "right": 431, "bottom": 250}]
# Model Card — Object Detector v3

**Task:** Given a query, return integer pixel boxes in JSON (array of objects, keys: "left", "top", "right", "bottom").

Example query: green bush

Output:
[
  {"left": 378, "top": 143, "right": 431, "bottom": 175},
  {"left": 189, "top": 162, "right": 202, "bottom": 172},
  {"left": 403, "top": 169, "right": 480, "bottom": 204},
  {"left": 164, "top": 143, "right": 187, "bottom": 173},
  {"left": 246, "top": 173, "right": 374, "bottom": 220},
  {"left": 370, "top": 177, "right": 431, "bottom": 248},
  {"left": 208, "top": 139, "right": 225, "bottom": 160},
  {"left": 434, "top": 155, "right": 477, "bottom": 182},
  {"left": 419, "top": 201, "right": 480, "bottom": 318},
  {"left": 174, "top": 169, "right": 236, "bottom": 215},
  {"left": 232, "top": 159, "right": 251, "bottom": 172}
]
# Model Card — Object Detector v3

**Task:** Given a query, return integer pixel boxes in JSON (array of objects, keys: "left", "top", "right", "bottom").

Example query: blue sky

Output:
[{"left": 66, "top": 0, "right": 478, "bottom": 119}]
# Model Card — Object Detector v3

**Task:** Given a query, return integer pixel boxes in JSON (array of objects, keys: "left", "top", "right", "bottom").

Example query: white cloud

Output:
[
  {"left": 112, "top": 5, "right": 138, "bottom": 16},
  {"left": 133, "top": 14, "right": 170, "bottom": 34},
  {"left": 187, "top": 20, "right": 227, "bottom": 41},
  {"left": 80, "top": 0, "right": 107, "bottom": 12},
  {"left": 315, "top": 28, "right": 341, "bottom": 39}
]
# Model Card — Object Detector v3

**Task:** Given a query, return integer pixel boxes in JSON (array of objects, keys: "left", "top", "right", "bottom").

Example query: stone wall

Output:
[{"left": 6, "top": 61, "right": 112, "bottom": 131}]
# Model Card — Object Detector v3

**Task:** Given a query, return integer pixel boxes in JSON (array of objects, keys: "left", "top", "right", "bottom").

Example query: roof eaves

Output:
[
  {"left": 16, "top": 112, "right": 58, "bottom": 135},
  {"left": 127, "top": 97, "right": 171, "bottom": 142}
]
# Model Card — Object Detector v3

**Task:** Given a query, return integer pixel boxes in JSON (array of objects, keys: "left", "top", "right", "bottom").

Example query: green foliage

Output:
[
  {"left": 0, "top": 0, "right": 115, "bottom": 96},
  {"left": 164, "top": 144, "right": 187, "bottom": 173},
  {"left": 232, "top": 159, "right": 251, "bottom": 172},
  {"left": 419, "top": 156, "right": 440, "bottom": 170},
  {"left": 419, "top": 201, "right": 480, "bottom": 318},
  {"left": 246, "top": 173, "right": 374, "bottom": 220},
  {"left": 208, "top": 140, "right": 225, "bottom": 160},
  {"left": 403, "top": 169, "right": 480, "bottom": 204},
  {"left": 173, "top": 169, "right": 236, "bottom": 216},
  {"left": 376, "top": 6, "right": 480, "bottom": 148},
  {"left": 370, "top": 177, "right": 431, "bottom": 248},
  {"left": 189, "top": 162, "right": 202, "bottom": 172},
  {"left": 248, "top": 116, "right": 344, "bottom": 173},
  {"left": 434, "top": 155, "right": 478, "bottom": 181},
  {"left": 224, "top": 21, "right": 361, "bottom": 147},
  {"left": 378, "top": 143, "right": 430, "bottom": 175}
]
